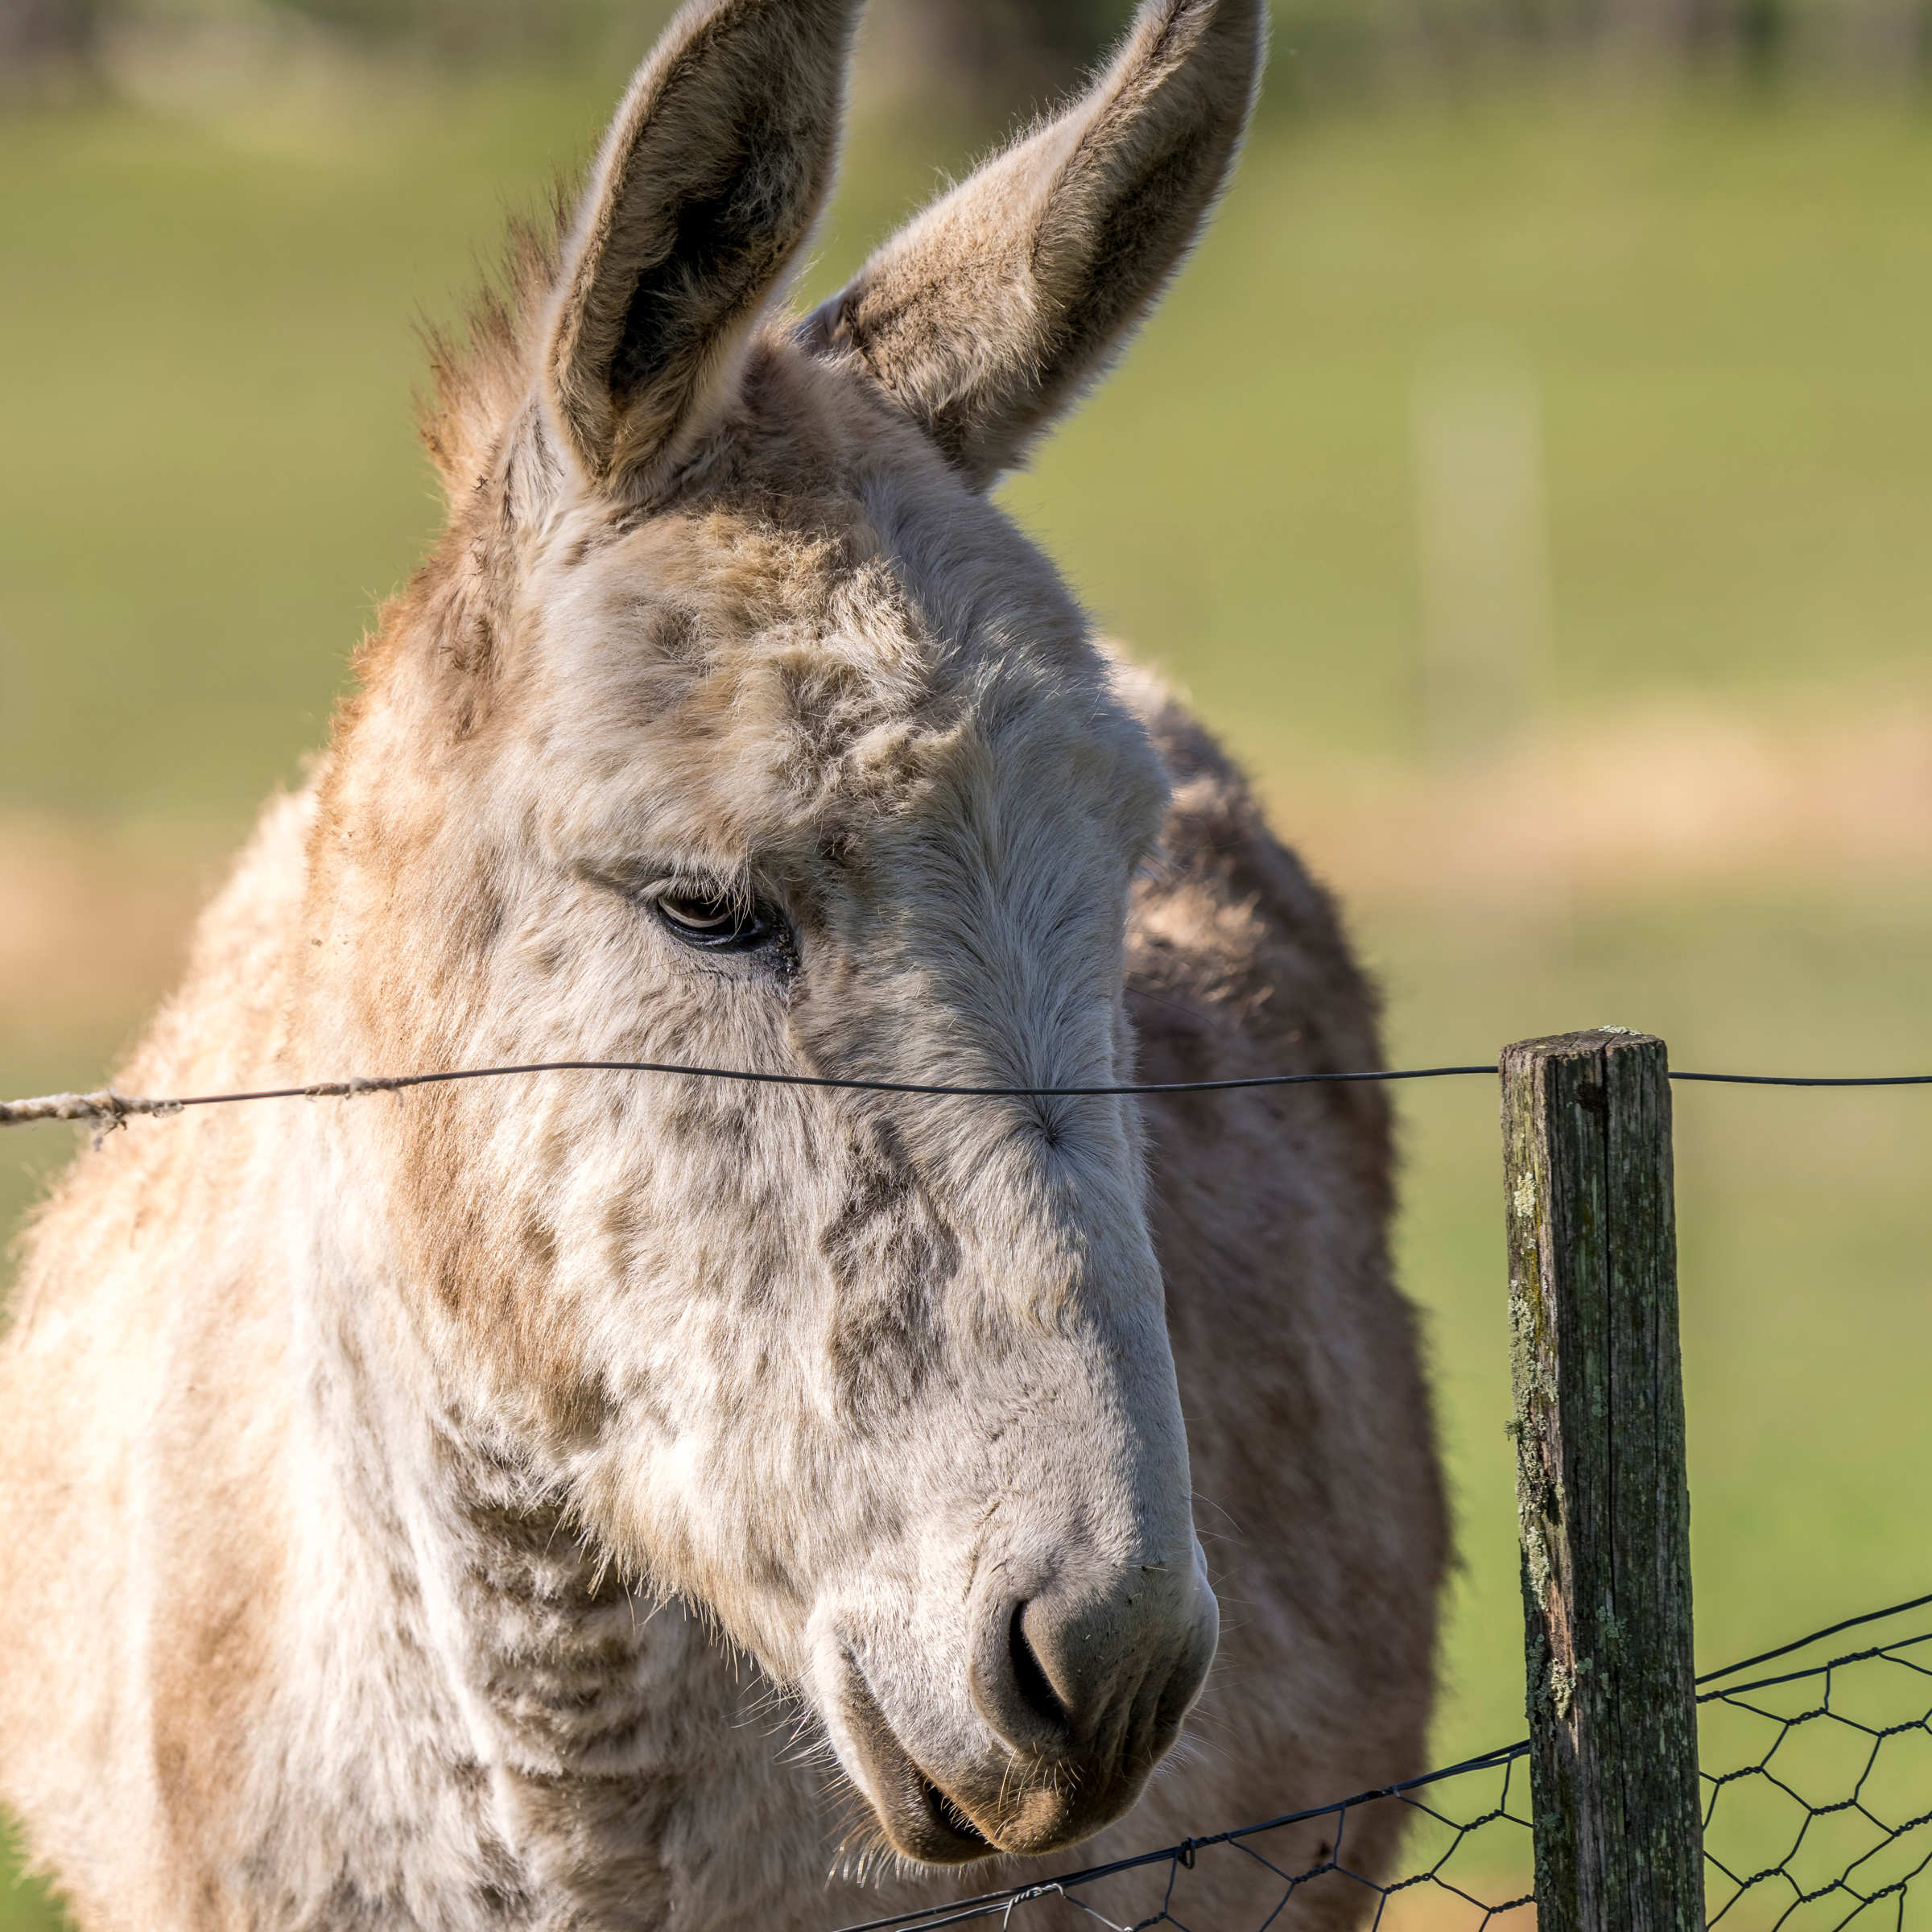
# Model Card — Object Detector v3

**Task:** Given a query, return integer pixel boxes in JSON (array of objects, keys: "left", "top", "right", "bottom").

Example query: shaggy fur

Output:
[{"left": 0, "top": 1, "right": 1447, "bottom": 1926}]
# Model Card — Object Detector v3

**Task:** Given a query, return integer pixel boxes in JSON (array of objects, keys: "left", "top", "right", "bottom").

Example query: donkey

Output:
[{"left": 0, "top": 1, "right": 1446, "bottom": 1926}]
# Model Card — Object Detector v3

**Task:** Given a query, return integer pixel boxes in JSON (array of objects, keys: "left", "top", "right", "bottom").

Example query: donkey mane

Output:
[{"left": 418, "top": 191, "right": 578, "bottom": 501}]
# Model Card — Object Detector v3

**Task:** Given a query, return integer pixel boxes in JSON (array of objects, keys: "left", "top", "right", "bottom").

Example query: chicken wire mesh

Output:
[
  {"left": 835, "top": 1600, "right": 1932, "bottom": 1932},
  {"left": 1698, "top": 1614, "right": 1932, "bottom": 1929}
]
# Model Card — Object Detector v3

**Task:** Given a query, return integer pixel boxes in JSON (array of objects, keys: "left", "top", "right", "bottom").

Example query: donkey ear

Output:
[
  {"left": 799, "top": 0, "right": 1262, "bottom": 489},
  {"left": 544, "top": 0, "right": 859, "bottom": 489}
]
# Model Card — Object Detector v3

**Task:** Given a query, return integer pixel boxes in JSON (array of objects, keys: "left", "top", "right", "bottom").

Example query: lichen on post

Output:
[{"left": 1501, "top": 1028, "right": 1704, "bottom": 1932}]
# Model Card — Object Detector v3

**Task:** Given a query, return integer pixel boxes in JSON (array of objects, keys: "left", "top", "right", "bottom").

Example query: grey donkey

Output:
[{"left": 0, "top": 1, "right": 1447, "bottom": 1926}]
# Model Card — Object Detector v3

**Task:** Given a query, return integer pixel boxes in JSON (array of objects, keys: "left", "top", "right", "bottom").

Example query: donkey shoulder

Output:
[
  {"left": 1114, "top": 656, "right": 1387, "bottom": 1113},
  {"left": 1110, "top": 656, "right": 1447, "bottom": 1882}
]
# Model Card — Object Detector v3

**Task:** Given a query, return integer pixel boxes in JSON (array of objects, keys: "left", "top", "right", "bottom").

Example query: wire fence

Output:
[
  {"left": 5, "top": 1055, "right": 1932, "bottom": 1132},
  {"left": 8, "top": 1041, "right": 1930, "bottom": 1929},
  {"left": 1698, "top": 1608, "right": 1932, "bottom": 1930},
  {"left": 830, "top": 1595, "right": 1932, "bottom": 1932}
]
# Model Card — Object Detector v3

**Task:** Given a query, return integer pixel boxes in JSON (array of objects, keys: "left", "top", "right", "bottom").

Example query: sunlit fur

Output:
[{"left": 0, "top": 1, "right": 1447, "bottom": 1926}]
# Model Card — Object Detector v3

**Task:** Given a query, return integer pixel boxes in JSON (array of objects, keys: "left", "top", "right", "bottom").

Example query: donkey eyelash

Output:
[
  {"left": 634, "top": 873, "right": 747, "bottom": 914},
  {"left": 639, "top": 874, "right": 789, "bottom": 959}
]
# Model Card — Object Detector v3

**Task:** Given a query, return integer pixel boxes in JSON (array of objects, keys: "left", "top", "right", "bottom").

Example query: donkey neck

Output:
[{"left": 285, "top": 1228, "right": 832, "bottom": 1931}]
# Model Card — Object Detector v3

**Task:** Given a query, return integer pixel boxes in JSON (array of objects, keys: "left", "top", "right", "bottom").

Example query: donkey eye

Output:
[{"left": 652, "top": 886, "right": 778, "bottom": 953}]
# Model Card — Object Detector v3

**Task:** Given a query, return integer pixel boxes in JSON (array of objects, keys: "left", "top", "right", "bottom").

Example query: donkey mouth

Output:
[
  {"left": 831, "top": 1653, "right": 1012, "bottom": 1862},
  {"left": 919, "top": 1776, "right": 993, "bottom": 1855},
  {"left": 833, "top": 1650, "right": 1146, "bottom": 1866},
  {"left": 834, "top": 1657, "right": 1005, "bottom": 1864}
]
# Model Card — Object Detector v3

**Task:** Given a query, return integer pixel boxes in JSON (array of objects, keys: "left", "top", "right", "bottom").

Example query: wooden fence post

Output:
[{"left": 1501, "top": 1029, "right": 1705, "bottom": 1932}]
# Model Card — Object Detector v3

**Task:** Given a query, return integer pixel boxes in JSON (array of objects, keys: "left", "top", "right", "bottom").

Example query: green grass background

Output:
[{"left": 3, "top": 56, "right": 1931, "bottom": 1927}]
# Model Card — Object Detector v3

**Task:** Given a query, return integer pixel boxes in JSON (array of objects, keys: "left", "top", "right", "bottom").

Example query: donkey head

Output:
[{"left": 314, "top": 0, "right": 1261, "bottom": 1868}]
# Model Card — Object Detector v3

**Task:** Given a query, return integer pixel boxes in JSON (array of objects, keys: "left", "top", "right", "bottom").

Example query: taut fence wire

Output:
[{"left": 5, "top": 1056, "right": 1932, "bottom": 1131}]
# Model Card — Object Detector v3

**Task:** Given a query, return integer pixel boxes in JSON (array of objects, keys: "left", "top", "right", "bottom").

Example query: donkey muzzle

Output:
[{"left": 829, "top": 1553, "right": 1218, "bottom": 1864}]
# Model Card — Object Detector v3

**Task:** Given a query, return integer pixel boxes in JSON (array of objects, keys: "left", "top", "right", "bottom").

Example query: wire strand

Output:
[
  {"left": 1670, "top": 1070, "right": 1932, "bottom": 1088},
  {"left": 1694, "top": 1588, "right": 1932, "bottom": 1685},
  {"left": 9, "top": 1057, "right": 1932, "bottom": 1129},
  {"left": 1, "top": 1061, "right": 1496, "bottom": 1127}
]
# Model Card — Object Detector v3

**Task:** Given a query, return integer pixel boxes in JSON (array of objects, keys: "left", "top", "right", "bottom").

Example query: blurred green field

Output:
[{"left": 4, "top": 54, "right": 1932, "bottom": 1930}]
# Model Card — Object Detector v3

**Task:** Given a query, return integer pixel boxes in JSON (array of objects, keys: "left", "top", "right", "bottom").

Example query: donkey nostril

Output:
[
  {"left": 972, "top": 1564, "right": 1218, "bottom": 1773},
  {"left": 970, "top": 1595, "right": 1076, "bottom": 1755},
  {"left": 1008, "top": 1600, "right": 1070, "bottom": 1733}
]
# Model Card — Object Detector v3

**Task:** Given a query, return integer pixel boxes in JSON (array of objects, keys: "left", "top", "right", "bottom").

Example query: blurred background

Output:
[{"left": 3, "top": 0, "right": 1931, "bottom": 1923}]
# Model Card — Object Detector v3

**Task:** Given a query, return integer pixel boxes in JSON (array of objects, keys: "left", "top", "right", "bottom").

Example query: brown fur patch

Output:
[{"left": 819, "top": 1116, "right": 960, "bottom": 1419}]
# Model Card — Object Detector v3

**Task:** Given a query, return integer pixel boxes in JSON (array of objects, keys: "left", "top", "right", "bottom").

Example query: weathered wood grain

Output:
[{"left": 1502, "top": 1028, "right": 1704, "bottom": 1932}]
